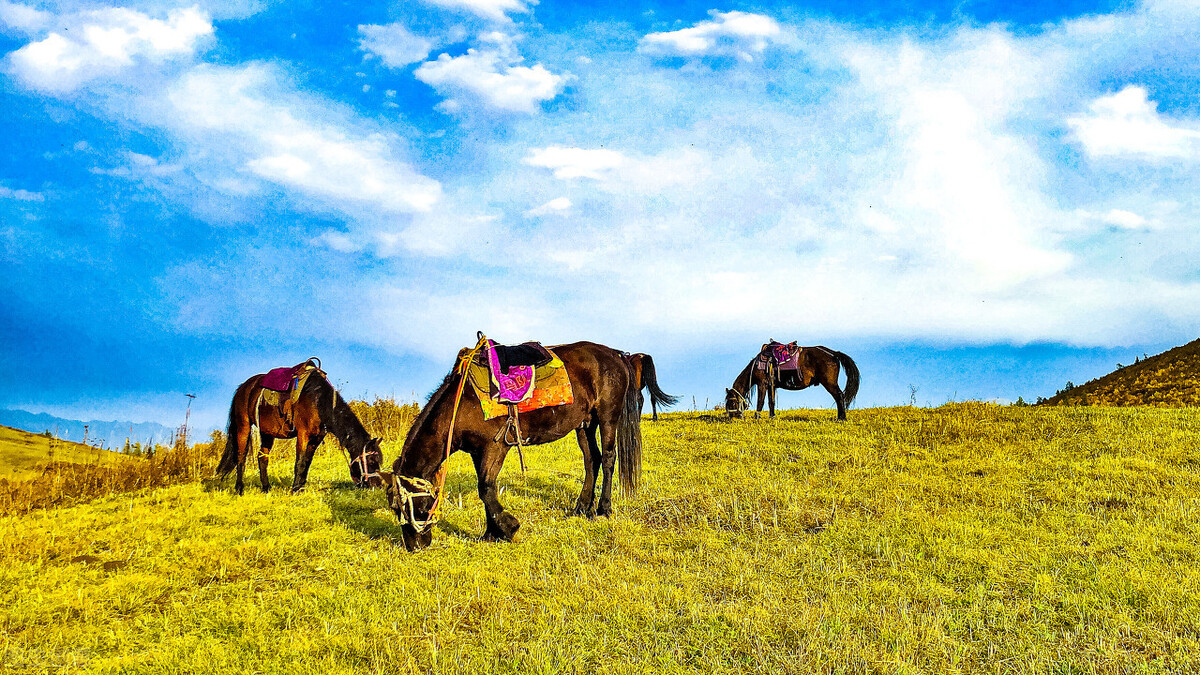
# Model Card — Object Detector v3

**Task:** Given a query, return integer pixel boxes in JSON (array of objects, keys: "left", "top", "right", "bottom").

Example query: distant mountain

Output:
[
  {"left": 0, "top": 409, "right": 177, "bottom": 449},
  {"left": 1041, "top": 338, "right": 1200, "bottom": 406}
]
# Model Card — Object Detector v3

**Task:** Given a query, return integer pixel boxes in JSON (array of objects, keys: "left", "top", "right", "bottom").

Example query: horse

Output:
[
  {"left": 216, "top": 363, "right": 383, "bottom": 494},
  {"left": 374, "top": 340, "right": 642, "bottom": 551},
  {"left": 624, "top": 352, "right": 679, "bottom": 421},
  {"left": 725, "top": 344, "right": 860, "bottom": 420}
]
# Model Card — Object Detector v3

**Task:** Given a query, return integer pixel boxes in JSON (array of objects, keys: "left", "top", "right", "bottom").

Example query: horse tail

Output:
[
  {"left": 617, "top": 370, "right": 644, "bottom": 495},
  {"left": 640, "top": 354, "right": 679, "bottom": 410},
  {"left": 216, "top": 390, "right": 241, "bottom": 479},
  {"left": 834, "top": 350, "right": 860, "bottom": 409}
]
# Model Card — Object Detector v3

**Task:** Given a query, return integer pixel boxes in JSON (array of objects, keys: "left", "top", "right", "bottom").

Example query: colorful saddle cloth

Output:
[
  {"left": 466, "top": 340, "right": 573, "bottom": 421},
  {"left": 756, "top": 340, "right": 801, "bottom": 371}
]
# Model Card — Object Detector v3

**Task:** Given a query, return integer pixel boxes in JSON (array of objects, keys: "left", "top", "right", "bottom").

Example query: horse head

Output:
[
  {"left": 350, "top": 437, "right": 384, "bottom": 488},
  {"left": 725, "top": 388, "right": 746, "bottom": 418},
  {"left": 377, "top": 470, "right": 438, "bottom": 551}
]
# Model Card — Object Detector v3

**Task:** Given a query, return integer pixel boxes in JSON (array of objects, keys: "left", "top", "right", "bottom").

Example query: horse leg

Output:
[
  {"left": 473, "top": 447, "right": 520, "bottom": 542},
  {"left": 573, "top": 425, "right": 600, "bottom": 518},
  {"left": 768, "top": 383, "right": 777, "bottom": 418},
  {"left": 755, "top": 384, "right": 765, "bottom": 418},
  {"left": 292, "top": 430, "right": 323, "bottom": 493},
  {"left": 596, "top": 420, "right": 619, "bottom": 518},
  {"left": 234, "top": 422, "right": 252, "bottom": 496},
  {"left": 258, "top": 435, "right": 274, "bottom": 493},
  {"left": 823, "top": 379, "right": 847, "bottom": 421}
]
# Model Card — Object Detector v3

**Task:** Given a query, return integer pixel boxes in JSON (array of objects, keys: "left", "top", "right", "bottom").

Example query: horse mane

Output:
[
  {"left": 312, "top": 375, "right": 371, "bottom": 451},
  {"left": 732, "top": 359, "right": 755, "bottom": 396},
  {"left": 401, "top": 368, "right": 459, "bottom": 452}
]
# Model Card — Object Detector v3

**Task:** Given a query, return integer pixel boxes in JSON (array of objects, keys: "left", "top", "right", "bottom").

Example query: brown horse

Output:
[
  {"left": 725, "top": 344, "right": 860, "bottom": 420},
  {"left": 217, "top": 366, "right": 382, "bottom": 494},
  {"left": 374, "top": 340, "right": 642, "bottom": 551},
  {"left": 624, "top": 352, "right": 679, "bottom": 421}
]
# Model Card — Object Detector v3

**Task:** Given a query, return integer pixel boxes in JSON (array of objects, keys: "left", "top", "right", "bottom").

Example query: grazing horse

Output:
[
  {"left": 217, "top": 366, "right": 383, "bottom": 494},
  {"left": 374, "top": 340, "right": 642, "bottom": 551},
  {"left": 624, "top": 352, "right": 679, "bottom": 421},
  {"left": 725, "top": 344, "right": 860, "bottom": 420}
]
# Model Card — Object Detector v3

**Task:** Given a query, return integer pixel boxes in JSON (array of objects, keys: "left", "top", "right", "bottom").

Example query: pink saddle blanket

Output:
[
  {"left": 262, "top": 359, "right": 320, "bottom": 392},
  {"left": 486, "top": 340, "right": 535, "bottom": 403}
]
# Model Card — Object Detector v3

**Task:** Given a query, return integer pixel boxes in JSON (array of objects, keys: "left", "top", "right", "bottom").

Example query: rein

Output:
[{"left": 390, "top": 333, "right": 489, "bottom": 534}]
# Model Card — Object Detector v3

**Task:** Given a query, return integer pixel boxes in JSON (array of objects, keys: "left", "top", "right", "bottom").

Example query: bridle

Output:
[
  {"left": 350, "top": 445, "right": 383, "bottom": 487},
  {"left": 388, "top": 475, "right": 439, "bottom": 533},
  {"left": 727, "top": 388, "right": 750, "bottom": 415}
]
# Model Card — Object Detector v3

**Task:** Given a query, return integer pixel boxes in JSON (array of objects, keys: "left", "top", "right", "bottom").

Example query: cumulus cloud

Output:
[
  {"left": 357, "top": 22, "right": 433, "bottom": 68},
  {"left": 1067, "top": 86, "right": 1200, "bottom": 160},
  {"left": 415, "top": 32, "right": 564, "bottom": 113},
  {"left": 165, "top": 64, "right": 442, "bottom": 214},
  {"left": 6, "top": 6, "right": 212, "bottom": 92},
  {"left": 639, "top": 10, "right": 783, "bottom": 62}
]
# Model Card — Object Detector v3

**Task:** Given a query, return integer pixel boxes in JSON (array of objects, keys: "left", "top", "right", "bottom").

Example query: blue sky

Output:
[{"left": 2, "top": 0, "right": 1199, "bottom": 432}]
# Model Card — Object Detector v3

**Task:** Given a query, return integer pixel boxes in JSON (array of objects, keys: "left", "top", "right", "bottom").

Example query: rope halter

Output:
[
  {"left": 387, "top": 475, "right": 440, "bottom": 533},
  {"left": 350, "top": 444, "right": 383, "bottom": 487}
]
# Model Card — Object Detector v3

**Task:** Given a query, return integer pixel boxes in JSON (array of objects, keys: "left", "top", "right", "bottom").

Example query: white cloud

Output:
[
  {"left": 415, "top": 33, "right": 563, "bottom": 113},
  {"left": 357, "top": 23, "right": 432, "bottom": 68},
  {"left": 0, "top": 183, "right": 44, "bottom": 201},
  {"left": 523, "top": 146, "right": 625, "bottom": 179},
  {"left": 639, "top": 10, "right": 783, "bottom": 62},
  {"left": 525, "top": 196, "right": 571, "bottom": 217},
  {"left": 6, "top": 6, "right": 212, "bottom": 92},
  {"left": 523, "top": 144, "right": 708, "bottom": 196},
  {"left": 0, "top": 1, "right": 51, "bottom": 34},
  {"left": 419, "top": 0, "right": 531, "bottom": 23},
  {"left": 1067, "top": 86, "right": 1200, "bottom": 160},
  {"left": 165, "top": 64, "right": 442, "bottom": 215},
  {"left": 1076, "top": 208, "right": 1151, "bottom": 230}
]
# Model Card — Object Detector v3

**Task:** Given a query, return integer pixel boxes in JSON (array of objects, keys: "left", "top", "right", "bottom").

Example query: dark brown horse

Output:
[
  {"left": 375, "top": 340, "right": 642, "bottom": 551},
  {"left": 217, "top": 366, "right": 382, "bottom": 494},
  {"left": 725, "top": 344, "right": 860, "bottom": 420},
  {"left": 624, "top": 352, "right": 679, "bottom": 421}
]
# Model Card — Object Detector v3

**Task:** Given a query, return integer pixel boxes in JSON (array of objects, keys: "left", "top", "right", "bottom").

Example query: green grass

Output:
[
  {"left": 2, "top": 404, "right": 1199, "bottom": 673},
  {"left": 0, "top": 425, "right": 133, "bottom": 482}
]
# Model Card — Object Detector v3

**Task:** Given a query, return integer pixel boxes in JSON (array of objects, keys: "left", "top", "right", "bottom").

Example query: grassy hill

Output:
[
  {"left": 2, "top": 404, "right": 1198, "bottom": 672},
  {"left": 1043, "top": 338, "right": 1200, "bottom": 406},
  {"left": 0, "top": 424, "right": 134, "bottom": 482}
]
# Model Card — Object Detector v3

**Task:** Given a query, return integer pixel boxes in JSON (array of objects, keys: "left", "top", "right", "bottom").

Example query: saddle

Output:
[
  {"left": 456, "top": 334, "right": 574, "bottom": 472},
  {"left": 755, "top": 340, "right": 801, "bottom": 372},
  {"left": 258, "top": 358, "right": 324, "bottom": 430},
  {"left": 464, "top": 338, "right": 572, "bottom": 418}
]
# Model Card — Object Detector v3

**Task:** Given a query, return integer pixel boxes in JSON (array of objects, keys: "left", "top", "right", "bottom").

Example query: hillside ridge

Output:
[{"left": 1042, "top": 337, "right": 1200, "bottom": 406}]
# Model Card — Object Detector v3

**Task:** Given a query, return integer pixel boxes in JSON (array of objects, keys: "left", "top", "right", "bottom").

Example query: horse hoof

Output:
[
  {"left": 573, "top": 506, "right": 595, "bottom": 519},
  {"left": 498, "top": 512, "right": 521, "bottom": 539}
]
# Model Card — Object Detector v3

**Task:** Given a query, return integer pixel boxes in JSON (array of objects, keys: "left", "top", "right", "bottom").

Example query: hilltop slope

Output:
[
  {"left": 0, "top": 424, "right": 133, "bottom": 482},
  {"left": 2, "top": 405, "right": 1199, "bottom": 673},
  {"left": 1043, "top": 338, "right": 1200, "bottom": 406}
]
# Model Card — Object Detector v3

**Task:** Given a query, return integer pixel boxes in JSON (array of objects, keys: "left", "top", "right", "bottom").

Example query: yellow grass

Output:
[
  {"left": 0, "top": 424, "right": 133, "bottom": 482},
  {"left": 2, "top": 404, "right": 1199, "bottom": 673}
]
